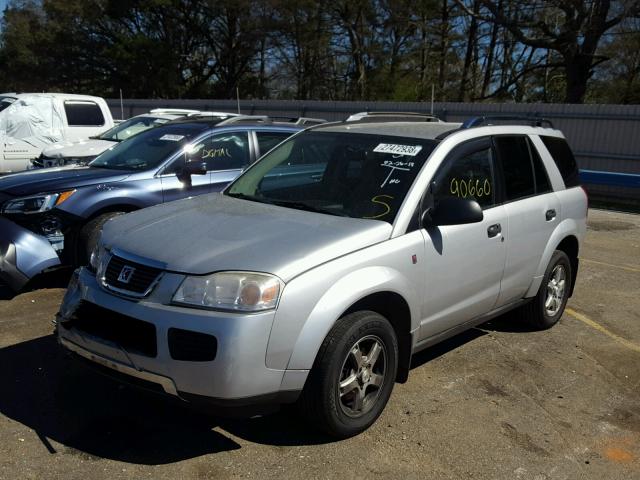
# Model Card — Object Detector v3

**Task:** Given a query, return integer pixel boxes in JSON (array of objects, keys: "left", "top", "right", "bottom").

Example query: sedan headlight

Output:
[
  {"left": 1, "top": 190, "right": 75, "bottom": 214},
  {"left": 173, "top": 272, "right": 283, "bottom": 312}
]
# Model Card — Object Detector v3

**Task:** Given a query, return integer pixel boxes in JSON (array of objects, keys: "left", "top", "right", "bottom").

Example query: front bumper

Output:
[
  {"left": 56, "top": 267, "right": 308, "bottom": 408},
  {"left": 0, "top": 217, "right": 61, "bottom": 290}
]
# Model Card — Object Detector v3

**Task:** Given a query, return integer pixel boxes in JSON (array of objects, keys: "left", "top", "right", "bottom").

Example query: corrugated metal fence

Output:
[{"left": 107, "top": 99, "right": 640, "bottom": 208}]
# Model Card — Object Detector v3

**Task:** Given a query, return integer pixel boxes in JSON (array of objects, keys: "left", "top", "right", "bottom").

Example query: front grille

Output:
[
  {"left": 64, "top": 301, "right": 157, "bottom": 357},
  {"left": 104, "top": 254, "right": 162, "bottom": 295}
]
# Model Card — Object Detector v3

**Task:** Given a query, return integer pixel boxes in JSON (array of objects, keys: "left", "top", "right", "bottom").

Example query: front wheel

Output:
[
  {"left": 298, "top": 311, "right": 398, "bottom": 438},
  {"left": 77, "top": 212, "right": 124, "bottom": 266},
  {"left": 519, "top": 250, "right": 572, "bottom": 330}
]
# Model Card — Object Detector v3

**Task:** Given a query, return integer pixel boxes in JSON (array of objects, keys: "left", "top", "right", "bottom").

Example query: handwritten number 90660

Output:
[{"left": 449, "top": 178, "right": 491, "bottom": 199}]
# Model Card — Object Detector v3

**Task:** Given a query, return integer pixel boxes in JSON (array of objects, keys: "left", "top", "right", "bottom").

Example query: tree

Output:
[{"left": 464, "top": 0, "right": 640, "bottom": 103}]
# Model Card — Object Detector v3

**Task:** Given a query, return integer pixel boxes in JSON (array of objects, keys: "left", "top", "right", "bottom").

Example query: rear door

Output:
[
  {"left": 419, "top": 137, "right": 508, "bottom": 340},
  {"left": 493, "top": 135, "right": 560, "bottom": 306}
]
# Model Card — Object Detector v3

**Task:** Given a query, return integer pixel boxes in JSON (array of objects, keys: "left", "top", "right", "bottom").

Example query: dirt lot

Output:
[{"left": 1, "top": 208, "right": 639, "bottom": 480}]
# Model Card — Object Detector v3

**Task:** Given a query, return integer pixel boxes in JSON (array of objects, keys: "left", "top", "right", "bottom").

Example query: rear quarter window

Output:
[
  {"left": 541, "top": 136, "right": 580, "bottom": 188},
  {"left": 64, "top": 101, "right": 105, "bottom": 127}
]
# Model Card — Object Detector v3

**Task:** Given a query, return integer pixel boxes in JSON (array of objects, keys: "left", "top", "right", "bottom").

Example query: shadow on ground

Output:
[
  {"left": 0, "top": 268, "right": 72, "bottom": 301},
  {"left": 0, "top": 335, "right": 335, "bottom": 465}
]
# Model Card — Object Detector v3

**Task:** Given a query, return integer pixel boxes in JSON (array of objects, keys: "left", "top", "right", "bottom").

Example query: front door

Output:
[
  {"left": 419, "top": 137, "right": 507, "bottom": 341},
  {"left": 160, "top": 131, "right": 250, "bottom": 201}
]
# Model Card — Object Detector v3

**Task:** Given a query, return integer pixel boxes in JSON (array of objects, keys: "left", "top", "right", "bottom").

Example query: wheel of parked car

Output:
[
  {"left": 519, "top": 250, "right": 572, "bottom": 330},
  {"left": 298, "top": 311, "right": 398, "bottom": 438},
  {"left": 78, "top": 212, "right": 125, "bottom": 266}
]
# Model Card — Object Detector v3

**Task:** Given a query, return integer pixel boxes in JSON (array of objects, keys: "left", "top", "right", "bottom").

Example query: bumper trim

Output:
[{"left": 59, "top": 336, "right": 179, "bottom": 397}]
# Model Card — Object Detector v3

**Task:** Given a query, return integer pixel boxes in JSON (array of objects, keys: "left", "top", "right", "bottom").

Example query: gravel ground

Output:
[{"left": 0, "top": 208, "right": 638, "bottom": 480}]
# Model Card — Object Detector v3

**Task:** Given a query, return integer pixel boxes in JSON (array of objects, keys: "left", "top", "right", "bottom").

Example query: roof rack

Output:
[
  {"left": 149, "top": 108, "right": 201, "bottom": 115},
  {"left": 216, "top": 115, "right": 326, "bottom": 126},
  {"left": 461, "top": 115, "right": 554, "bottom": 129},
  {"left": 346, "top": 111, "right": 441, "bottom": 123},
  {"left": 186, "top": 111, "right": 239, "bottom": 118}
]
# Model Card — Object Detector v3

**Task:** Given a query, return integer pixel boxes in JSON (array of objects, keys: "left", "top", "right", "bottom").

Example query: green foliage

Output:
[{"left": 0, "top": 0, "right": 638, "bottom": 103}]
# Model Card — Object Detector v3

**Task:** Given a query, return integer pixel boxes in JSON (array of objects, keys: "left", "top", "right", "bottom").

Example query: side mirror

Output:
[
  {"left": 176, "top": 161, "right": 207, "bottom": 189},
  {"left": 422, "top": 197, "right": 483, "bottom": 227}
]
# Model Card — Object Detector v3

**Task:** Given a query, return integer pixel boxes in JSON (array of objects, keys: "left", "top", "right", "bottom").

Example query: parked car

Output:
[
  {"left": 34, "top": 109, "right": 205, "bottom": 168},
  {"left": 0, "top": 114, "right": 312, "bottom": 291},
  {"left": 55, "top": 114, "right": 587, "bottom": 437},
  {"left": 0, "top": 93, "right": 114, "bottom": 173}
]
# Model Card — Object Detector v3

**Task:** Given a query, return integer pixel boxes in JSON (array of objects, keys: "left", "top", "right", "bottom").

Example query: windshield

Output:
[
  {"left": 89, "top": 122, "right": 209, "bottom": 171},
  {"left": 99, "top": 115, "right": 170, "bottom": 141},
  {"left": 226, "top": 131, "right": 437, "bottom": 224},
  {"left": 0, "top": 96, "right": 17, "bottom": 113}
]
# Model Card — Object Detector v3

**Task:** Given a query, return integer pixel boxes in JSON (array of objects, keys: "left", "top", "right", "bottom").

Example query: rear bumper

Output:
[{"left": 0, "top": 217, "right": 60, "bottom": 290}]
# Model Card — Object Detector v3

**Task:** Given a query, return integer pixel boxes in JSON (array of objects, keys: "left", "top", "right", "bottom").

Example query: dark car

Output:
[{"left": 0, "top": 114, "right": 318, "bottom": 290}]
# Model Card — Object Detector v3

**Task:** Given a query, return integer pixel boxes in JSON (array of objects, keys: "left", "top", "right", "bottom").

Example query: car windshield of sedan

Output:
[
  {"left": 98, "top": 115, "right": 170, "bottom": 142},
  {"left": 226, "top": 131, "right": 437, "bottom": 223},
  {"left": 89, "top": 123, "right": 209, "bottom": 171}
]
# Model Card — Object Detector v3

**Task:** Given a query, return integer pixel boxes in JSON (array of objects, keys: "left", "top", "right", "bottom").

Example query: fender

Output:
[
  {"left": 272, "top": 265, "right": 419, "bottom": 371},
  {"left": 524, "top": 217, "right": 581, "bottom": 298},
  {"left": 58, "top": 182, "right": 157, "bottom": 219}
]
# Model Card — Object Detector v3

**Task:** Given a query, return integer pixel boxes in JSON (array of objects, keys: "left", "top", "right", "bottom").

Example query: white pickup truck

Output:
[{"left": 0, "top": 93, "right": 114, "bottom": 173}]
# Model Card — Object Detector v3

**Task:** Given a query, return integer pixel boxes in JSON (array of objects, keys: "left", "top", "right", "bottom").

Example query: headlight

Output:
[
  {"left": 173, "top": 272, "right": 283, "bottom": 312},
  {"left": 1, "top": 190, "right": 75, "bottom": 214},
  {"left": 89, "top": 244, "right": 110, "bottom": 278}
]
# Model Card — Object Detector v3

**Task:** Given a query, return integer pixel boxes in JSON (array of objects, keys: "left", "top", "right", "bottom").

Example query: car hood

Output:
[
  {"left": 102, "top": 194, "right": 392, "bottom": 281},
  {"left": 42, "top": 139, "right": 116, "bottom": 159},
  {"left": 0, "top": 165, "right": 130, "bottom": 197}
]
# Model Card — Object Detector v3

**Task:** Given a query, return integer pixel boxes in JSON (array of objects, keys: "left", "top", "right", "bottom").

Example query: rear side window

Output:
[
  {"left": 541, "top": 136, "right": 580, "bottom": 188},
  {"left": 64, "top": 101, "right": 105, "bottom": 126},
  {"left": 256, "top": 131, "right": 291, "bottom": 158},
  {"left": 494, "top": 136, "right": 535, "bottom": 201},
  {"left": 528, "top": 138, "right": 552, "bottom": 193}
]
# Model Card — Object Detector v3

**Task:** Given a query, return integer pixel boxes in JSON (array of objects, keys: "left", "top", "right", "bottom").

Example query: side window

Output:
[
  {"left": 64, "top": 101, "right": 105, "bottom": 126},
  {"left": 541, "top": 136, "right": 580, "bottom": 188},
  {"left": 528, "top": 138, "right": 552, "bottom": 193},
  {"left": 187, "top": 132, "right": 250, "bottom": 171},
  {"left": 433, "top": 146, "right": 495, "bottom": 209},
  {"left": 256, "top": 132, "right": 291, "bottom": 158},
  {"left": 494, "top": 136, "right": 535, "bottom": 201}
]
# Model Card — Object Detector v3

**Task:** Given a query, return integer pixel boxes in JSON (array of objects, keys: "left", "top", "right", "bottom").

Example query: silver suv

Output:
[{"left": 56, "top": 115, "right": 587, "bottom": 438}]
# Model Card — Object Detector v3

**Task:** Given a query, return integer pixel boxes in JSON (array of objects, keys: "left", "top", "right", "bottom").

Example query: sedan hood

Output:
[
  {"left": 42, "top": 139, "right": 116, "bottom": 159},
  {"left": 0, "top": 166, "right": 130, "bottom": 197},
  {"left": 102, "top": 194, "right": 392, "bottom": 281}
]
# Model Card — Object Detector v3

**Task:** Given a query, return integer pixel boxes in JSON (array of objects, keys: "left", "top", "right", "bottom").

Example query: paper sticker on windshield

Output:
[
  {"left": 159, "top": 134, "right": 185, "bottom": 142},
  {"left": 373, "top": 143, "right": 422, "bottom": 157}
]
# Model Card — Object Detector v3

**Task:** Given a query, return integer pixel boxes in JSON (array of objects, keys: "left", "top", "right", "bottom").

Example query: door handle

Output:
[
  {"left": 487, "top": 223, "right": 501, "bottom": 238},
  {"left": 546, "top": 209, "right": 557, "bottom": 221}
]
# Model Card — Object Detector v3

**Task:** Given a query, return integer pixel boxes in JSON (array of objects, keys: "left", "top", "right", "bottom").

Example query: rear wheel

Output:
[
  {"left": 298, "top": 311, "right": 398, "bottom": 438},
  {"left": 519, "top": 250, "right": 572, "bottom": 330},
  {"left": 77, "top": 212, "right": 124, "bottom": 265}
]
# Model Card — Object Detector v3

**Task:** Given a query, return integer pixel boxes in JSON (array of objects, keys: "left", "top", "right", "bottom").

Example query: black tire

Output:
[
  {"left": 77, "top": 212, "right": 124, "bottom": 265},
  {"left": 298, "top": 310, "right": 398, "bottom": 438},
  {"left": 519, "top": 250, "right": 572, "bottom": 330}
]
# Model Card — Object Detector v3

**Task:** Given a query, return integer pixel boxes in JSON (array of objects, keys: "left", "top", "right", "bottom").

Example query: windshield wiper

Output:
[
  {"left": 226, "top": 192, "right": 274, "bottom": 205},
  {"left": 270, "top": 200, "right": 347, "bottom": 217}
]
